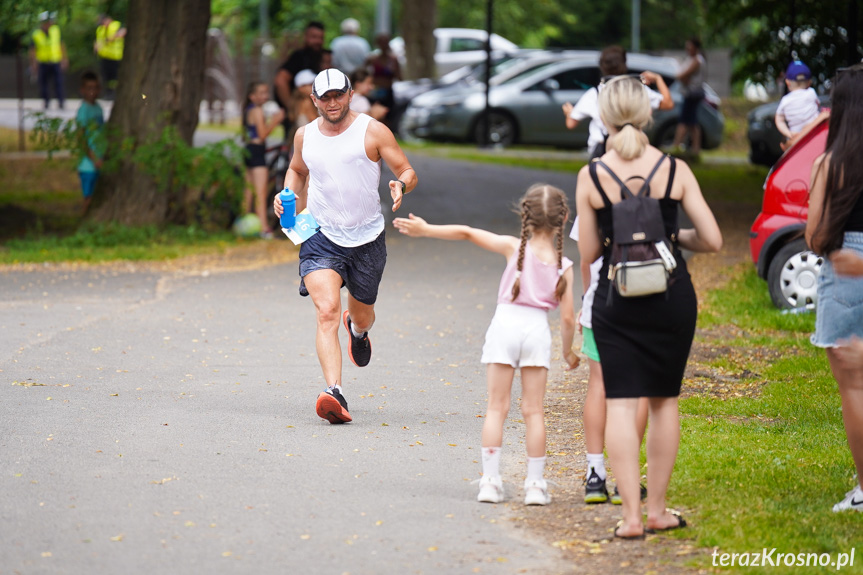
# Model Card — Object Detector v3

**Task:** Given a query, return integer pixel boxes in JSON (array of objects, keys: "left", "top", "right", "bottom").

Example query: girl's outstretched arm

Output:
[{"left": 393, "top": 213, "right": 518, "bottom": 258}]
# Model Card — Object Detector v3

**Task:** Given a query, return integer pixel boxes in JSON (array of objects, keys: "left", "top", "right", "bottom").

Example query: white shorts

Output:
[{"left": 481, "top": 304, "right": 551, "bottom": 369}]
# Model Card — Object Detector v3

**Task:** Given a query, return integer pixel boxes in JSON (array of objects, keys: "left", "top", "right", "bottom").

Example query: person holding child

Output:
[
  {"left": 394, "top": 184, "right": 580, "bottom": 505},
  {"left": 805, "top": 62, "right": 863, "bottom": 513},
  {"left": 75, "top": 72, "right": 105, "bottom": 214},
  {"left": 242, "top": 81, "right": 285, "bottom": 238},
  {"left": 576, "top": 75, "right": 722, "bottom": 538},
  {"left": 775, "top": 60, "right": 830, "bottom": 151}
]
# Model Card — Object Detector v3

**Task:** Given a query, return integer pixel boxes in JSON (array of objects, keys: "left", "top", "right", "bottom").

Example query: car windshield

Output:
[
  {"left": 460, "top": 56, "right": 536, "bottom": 85},
  {"left": 497, "top": 62, "right": 559, "bottom": 86}
]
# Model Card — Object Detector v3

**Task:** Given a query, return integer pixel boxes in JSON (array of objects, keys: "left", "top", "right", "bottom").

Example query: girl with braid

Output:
[{"left": 394, "top": 184, "right": 580, "bottom": 505}]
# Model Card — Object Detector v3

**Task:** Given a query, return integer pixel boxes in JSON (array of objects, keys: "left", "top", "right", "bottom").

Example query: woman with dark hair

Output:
[
  {"left": 671, "top": 37, "right": 705, "bottom": 158},
  {"left": 806, "top": 62, "right": 863, "bottom": 513}
]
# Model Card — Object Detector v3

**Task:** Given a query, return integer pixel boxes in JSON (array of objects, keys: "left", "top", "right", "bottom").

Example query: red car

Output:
[{"left": 749, "top": 119, "right": 828, "bottom": 309}]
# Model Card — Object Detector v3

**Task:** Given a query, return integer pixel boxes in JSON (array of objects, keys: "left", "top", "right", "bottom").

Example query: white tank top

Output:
[{"left": 303, "top": 113, "right": 383, "bottom": 247}]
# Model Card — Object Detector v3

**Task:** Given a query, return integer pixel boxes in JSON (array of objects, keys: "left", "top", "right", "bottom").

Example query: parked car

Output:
[
  {"left": 389, "top": 28, "right": 519, "bottom": 77},
  {"left": 390, "top": 50, "right": 545, "bottom": 131},
  {"left": 749, "top": 117, "right": 828, "bottom": 309},
  {"left": 747, "top": 94, "right": 830, "bottom": 167},
  {"left": 400, "top": 52, "right": 724, "bottom": 149}
]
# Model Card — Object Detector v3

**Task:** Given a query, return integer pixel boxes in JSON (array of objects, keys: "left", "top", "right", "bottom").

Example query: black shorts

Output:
[
  {"left": 245, "top": 143, "right": 266, "bottom": 167},
  {"left": 680, "top": 95, "right": 703, "bottom": 126},
  {"left": 298, "top": 230, "right": 387, "bottom": 305}
]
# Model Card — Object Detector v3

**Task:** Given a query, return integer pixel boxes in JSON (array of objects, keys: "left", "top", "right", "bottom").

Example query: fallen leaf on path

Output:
[{"left": 150, "top": 477, "right": 178, "bottom": 485}]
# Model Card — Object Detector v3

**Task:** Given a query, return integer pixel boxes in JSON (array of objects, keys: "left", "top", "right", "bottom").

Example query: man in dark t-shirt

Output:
[{"left": 274, "top": 21, "right": 325, "bottom": 127}]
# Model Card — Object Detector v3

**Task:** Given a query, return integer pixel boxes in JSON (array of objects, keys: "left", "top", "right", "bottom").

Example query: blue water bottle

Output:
[{"left": 279, "top": 188, "right": 296, "bottom": 229}]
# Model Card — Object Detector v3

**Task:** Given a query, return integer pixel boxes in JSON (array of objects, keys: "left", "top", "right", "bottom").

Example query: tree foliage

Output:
[
  {"left": 704, "top": 0, "right": 862, "bottom": 85},
  {"left": 0, "top": 0, "right": 127, "bottom": 72}
]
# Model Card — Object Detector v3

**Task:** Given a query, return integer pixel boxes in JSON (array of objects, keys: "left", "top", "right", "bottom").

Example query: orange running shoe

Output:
[
  {"left": 343, "top": 311, "right": 372, "bottom": 367},
  {"left": 316, "top": 388, "right": 352, "bottom": 423}
]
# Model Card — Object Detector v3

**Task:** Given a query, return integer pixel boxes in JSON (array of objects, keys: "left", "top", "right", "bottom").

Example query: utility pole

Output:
[
  {"left": 850, "top": 0, "right": 860, "bottom": 65},
  {"left": 259, "top": 0, "right": 269, "bottom": 82},
  {"left": 480, "top": 0, "right": 493, "bottom": 147},
  {"left": 376, "top": 0, "right": 391, "bottom": 35},
  {"left": 631, "top": 0, "right": 640, "bottom": 52}
]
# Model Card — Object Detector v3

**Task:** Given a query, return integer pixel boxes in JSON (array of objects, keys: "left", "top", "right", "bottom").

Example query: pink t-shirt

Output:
[{"left": 497, "top": 242, "right": 574, "bottom": 311}]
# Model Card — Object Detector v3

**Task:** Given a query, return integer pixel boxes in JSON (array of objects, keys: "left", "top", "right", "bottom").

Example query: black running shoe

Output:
[
  {"left": 584, "top": 469, "right": 609, "bottom": 504},
  {"left": 316, "top": 387, "right": 352, "bottom": 424},
  {"left": 343, "top": 311, "right": 372, "bottom": 367}
]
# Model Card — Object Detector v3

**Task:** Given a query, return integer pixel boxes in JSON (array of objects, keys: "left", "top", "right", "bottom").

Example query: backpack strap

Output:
[
  {"left": 588, "top": 160, "right": 613, "bottom": 209},
  {"left": 596, "top": 154, "right": 669, "bottom": 200},
  {"left": 636, "top": 154, "right": 669, "bottom": 197},
  {"left": 594, "top": 160, "right": 634, "bottom": 200},
  {"left": 664, "top": 155, "right": 677, "bottom": 199}
]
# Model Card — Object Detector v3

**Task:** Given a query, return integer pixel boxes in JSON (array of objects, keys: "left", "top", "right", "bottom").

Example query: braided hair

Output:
[{"left": 510, "top": 184, "right": 570, "bottom": 302}]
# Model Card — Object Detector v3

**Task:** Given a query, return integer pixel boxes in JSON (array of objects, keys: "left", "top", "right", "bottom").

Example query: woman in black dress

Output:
[{"left": 576, "top": 75, "right": 722, "bottom": 538}]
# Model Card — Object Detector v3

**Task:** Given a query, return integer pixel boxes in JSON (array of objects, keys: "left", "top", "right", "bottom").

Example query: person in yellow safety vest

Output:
[
  {"left": 94, "top": 14, "right": 126, "bottom": 99},
  {"left": 29, "top": 11, "right": 69, "bottom": 110}
]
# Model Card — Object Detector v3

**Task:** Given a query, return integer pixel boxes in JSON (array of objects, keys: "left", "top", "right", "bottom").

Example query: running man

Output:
[{"left": 275, "top": 68, "right": 417, "bottom": 424}]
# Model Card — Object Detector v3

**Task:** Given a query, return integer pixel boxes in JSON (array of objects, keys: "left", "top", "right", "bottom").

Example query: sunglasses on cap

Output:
[{"left": 600, "top": 73, "right": 648, "bottom": 86}]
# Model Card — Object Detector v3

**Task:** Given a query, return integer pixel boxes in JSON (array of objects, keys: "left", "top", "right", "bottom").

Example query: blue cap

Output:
[{"left": 786, "top": 61, "right": 811, "bottom": 81}]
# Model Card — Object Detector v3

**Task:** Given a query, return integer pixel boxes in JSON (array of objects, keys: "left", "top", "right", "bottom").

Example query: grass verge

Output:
[
  {"left": 0, "top": 221, "right": 238, "bottom": 264},
  {"left": 0, "top": 156, "right": 251, "bottom": 264},
  {"left": 673, "top": 265, "right": 857, "bottom": 572},
  {"left": 403, "top": 141, "right": 769, "bottom": 207}
]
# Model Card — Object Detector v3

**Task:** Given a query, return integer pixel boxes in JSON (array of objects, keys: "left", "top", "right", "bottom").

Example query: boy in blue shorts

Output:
[{"left": 75, "top": 72, "right": 105, "bottom": 213}]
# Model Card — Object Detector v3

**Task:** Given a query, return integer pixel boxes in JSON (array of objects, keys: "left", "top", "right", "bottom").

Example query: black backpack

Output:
[{"left": 588, "top": 155, "right": 678, "bottom": 301}]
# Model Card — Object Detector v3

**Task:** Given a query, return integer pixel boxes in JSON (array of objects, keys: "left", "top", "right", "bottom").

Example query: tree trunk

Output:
[
  {"left": 91, "top": 0, "right": 211, "bottom": 225},
  {"left": 400, "top": 0, "right": 437, "bottom": 80}
]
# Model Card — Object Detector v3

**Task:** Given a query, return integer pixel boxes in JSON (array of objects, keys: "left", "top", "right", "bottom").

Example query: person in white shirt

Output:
[
  {"left": 274, "top": 69, "right": 417, "bottom": 425},
  {"left": 562, "top": 45, "right": 673, "bottom": 159},
  {"left": 775, "top": 60, "right": 830, "bottom": 151},
  {"left": 330, "top": 18, "right": 370, "bottom": 76}
]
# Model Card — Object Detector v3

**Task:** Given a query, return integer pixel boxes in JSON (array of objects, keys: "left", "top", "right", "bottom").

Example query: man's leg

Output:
[
  {"left": 38, "top": 64, "right": 50, "bottom": 109},
  {"left": 304, "top": 268, "right": 353, "bottom": 423},
  {"left": 346, "top": 293, "right": 375, "bottom": 334},
  {"left": 55, "top": 64, "right": 65, "bottom": 109},
  {"left": 342, "top": 232, "right": 386, "bottom": 368},
  {"left": 303, "top": 268, "right": 344, "bottom": 388}
]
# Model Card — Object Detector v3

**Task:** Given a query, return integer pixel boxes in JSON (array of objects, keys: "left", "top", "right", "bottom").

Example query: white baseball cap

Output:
[
  {"left": 313, "top": 69, "right": 352, "bottom": 98},
  {"left": 295, "top": 69, "right": 316, "bottom": 87}
]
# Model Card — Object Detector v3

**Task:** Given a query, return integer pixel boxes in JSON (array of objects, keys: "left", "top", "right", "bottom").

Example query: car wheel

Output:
[
  {"left": 474, "top": 111, "right": 516, "bottom": 146},
  {"left": 766, "top": 238, "right": 823, "bottom": 309}
]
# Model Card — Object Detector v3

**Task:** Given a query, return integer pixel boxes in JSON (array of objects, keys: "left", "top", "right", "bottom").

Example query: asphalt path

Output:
[{"left": 1, "top": 151, "right": 584, "bottom": 574}]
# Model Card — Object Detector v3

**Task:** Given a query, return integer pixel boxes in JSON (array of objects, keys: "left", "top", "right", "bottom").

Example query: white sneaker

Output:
[
  {"left": 477, "top": 475, "right": 504, "bottom": 503},
  {"left": 832, "top": 485, "right": 863, "bottom": 512},
  {"left": 524, "top": 478, "right": 552, "bottom": 506}
]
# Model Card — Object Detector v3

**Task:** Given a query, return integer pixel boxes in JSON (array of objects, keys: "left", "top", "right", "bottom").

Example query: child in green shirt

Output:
[{"left": 75, "top": 72, "right": 105, "bottom": 213}]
